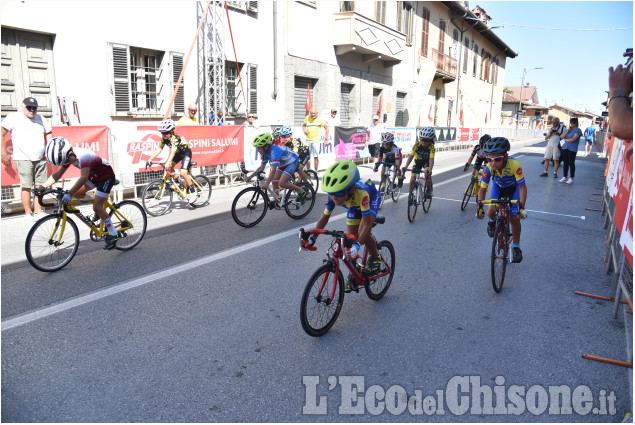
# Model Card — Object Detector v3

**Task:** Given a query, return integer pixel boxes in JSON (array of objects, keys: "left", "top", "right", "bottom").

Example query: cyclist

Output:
[
  {"left": 302, "top": 160, "right": 382, "bottom": 291},
  {"left": 401, "top": 126, "right": 435, "bottom": 197},
  {"left": 271, "top": 127, "right": 285, "bottom": 146},
  {"left": 146, "top": 119, "right": 196, "bottom": 202},
  {"left": 246, "top": 132, "right": 308, "bottom": 204},
  {"left": 280, "top": 125, "right": 311, "bottom": 184},
  {"left": 463, "top": 134, "right": 490, "bottom": 194},
  {"left": 476, "top": 136, "right": 528, "bottom": 263},
  {"left": 39, "top": 137, "right": 120, "bottom": 250},
  {"left": 373, "top": 132, "right": 403, "bottom": 189}
]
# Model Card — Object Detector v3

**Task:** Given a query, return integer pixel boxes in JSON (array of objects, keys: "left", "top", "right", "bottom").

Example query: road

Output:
[{"left": 1, "top": 138, "right": 631, "bottom": 422}]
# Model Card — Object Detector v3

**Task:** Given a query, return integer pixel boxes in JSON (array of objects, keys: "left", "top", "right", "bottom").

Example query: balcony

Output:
[
  {"left": 332, "top": 12, "right": 405, "bottom": 67},
  {"left": 431, "top": 48, "right": 457, "bottom": 82}
]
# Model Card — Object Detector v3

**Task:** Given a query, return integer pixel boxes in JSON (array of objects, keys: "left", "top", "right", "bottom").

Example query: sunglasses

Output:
[
  {"left": 188, "top": 109, "right": 197, "bottom": 113},
  {"left": 330, "top": 189, "right": 350, "bottom": 198},
  {"left": 160, "top": 131, "right": 171, "bottom": 135},
  {"left": 25, "top": 106, "right": 37, "bottom": 111},
  {"left": 487, "top": 155, "right": 505, "bottom": 163},
  {"left": 247, "top": 115, "right": 255, "bottom": 118}
]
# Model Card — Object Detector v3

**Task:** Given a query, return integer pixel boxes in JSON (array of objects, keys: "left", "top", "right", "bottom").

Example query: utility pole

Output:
[{"left": 517, "top": 66, "right": 542, "bottom": 128}]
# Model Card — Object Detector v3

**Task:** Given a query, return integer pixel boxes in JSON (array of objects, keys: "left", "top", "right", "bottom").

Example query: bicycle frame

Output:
[
  {"left": 406, "top": 168, "right": 428, "bottom": 203},
  {"left": 481, "top": 198, "right": 517, "bottom": 260},
  {"left": 244, "top": 170, "right": 296, "bottom": 207},
  {"left": 150, "top": 163, "right": 198, "bottom": 199}
]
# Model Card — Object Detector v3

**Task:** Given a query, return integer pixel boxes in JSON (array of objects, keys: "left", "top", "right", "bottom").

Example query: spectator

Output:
[
  {"left": 583, "top": 122, "right": 597, "bottom": 157},
  {"left": 540, "top": 117, "right": 565, "bottom": 178},
  {"left": 366, "top": 115, "right": 384, "bottom": 163},
  {"left": 326, "top": 108, "right": 341, "bottom": 128},
  {"left": 559, "top": 117, "right": 582, "bottom": 184},
  {"left": 608, "top": 63, "right": 633, "bottom": 141},
  {"left": 177, "top": 103, "right": 199, "bottom": 126},
  {"left": 243, "top": 112, "right": 258, "bottom": 128},
  {"left": 1, "top": 97, "right": 52, "bottom": 219},
  {"left": 302, "top": 107, "right": 329, "bottom": 171},
  {"left": 209, "top": 108, "right": 225, "bottom": 126}
]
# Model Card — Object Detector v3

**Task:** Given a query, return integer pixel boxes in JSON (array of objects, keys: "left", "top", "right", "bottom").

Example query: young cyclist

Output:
[
  {"left": 246, "top": 133, "right": 308, "bottom": 204},
  {"left": 280, "top": 125, "right": 311, "bottom": 184},
  {"left": 39, "top": 137, "right": 120, "bottom": 250},
  {"left": 463, "top": 134, "right": 490, "bottom": 194},
  {"left": 373, "top": 132, "right": 403, "bottom": 189},
  {"left": 476, "top": 136, "right": 528, "bottom": 263},
  {"left": 146, "top": 119, "right": 196, "bottom": 202},
  {"left": 271, "top": 127, "right": 285, "bottom": 146},
  {"left": 401, "top": 126, "right": 435, "bottom": 197},
  {"left": 302, "top": 160, "right": 382, "bottom": 291}
]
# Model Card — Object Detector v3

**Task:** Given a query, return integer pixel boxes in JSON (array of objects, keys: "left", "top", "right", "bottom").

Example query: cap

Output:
[
  {"left": 331, "top": 108, "right": 337, "bottom": 113},
  {"left": 23, "top": 97, "right": 38, "bottom": 107},
  {"left": 373, "top": 115, "right": 380, "bottom": 120}
]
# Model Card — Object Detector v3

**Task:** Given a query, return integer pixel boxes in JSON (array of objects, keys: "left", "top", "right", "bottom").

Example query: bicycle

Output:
[
  {"left": 231, "top": 166, "right": 316, "bottom": 227},
  {"left": 376, "top": 161, "right": 401, "bottom": 209},
  {"left": 479, "top": 198, "right": 518, "bottom": 293},
  {"left": 25, "top": 187, "right": 147, "bottom": 272},
  {"left": 141, "top": 162, "right": 212, "bottom": 217},
  {"left": 461, "top": 163, "right": 483, "bottom": 211},
  {"left": 301, "top": 168, "right": 319, "bottom": 192},
  {"left": 298, "top": 216, "right": 395, "bottom": 337},
  {"left": 406, "top": 168, "right": 432, "bottom": 223}
]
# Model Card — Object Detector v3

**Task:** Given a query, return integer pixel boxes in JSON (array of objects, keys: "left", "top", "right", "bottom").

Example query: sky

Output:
[{"left": 476, "top": 1, "right": 633, "bottom": 115}]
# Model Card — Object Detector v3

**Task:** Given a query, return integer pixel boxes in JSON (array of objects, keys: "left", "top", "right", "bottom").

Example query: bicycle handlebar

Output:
[
  {"left": 33, "top": 187, "right": 63, "bottom": 208},
  {"left": 299, "top": 228, "right": 358, "bottom": 244},
  {"left": 479, "top": 199, "right": 521, "bottom": 209}
]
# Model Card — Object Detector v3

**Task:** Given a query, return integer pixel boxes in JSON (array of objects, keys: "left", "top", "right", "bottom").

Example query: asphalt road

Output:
[{"left": 1, "top": 139, "right": 631, "bottom": 422}]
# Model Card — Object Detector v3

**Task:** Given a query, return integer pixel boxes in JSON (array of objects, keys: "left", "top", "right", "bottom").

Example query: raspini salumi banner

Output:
[
  {"left": 1, "top": 125, "right": 109, "bottom": 185},
  {"left": 124, "top": 125, "right": 244, "bottom": 173}
]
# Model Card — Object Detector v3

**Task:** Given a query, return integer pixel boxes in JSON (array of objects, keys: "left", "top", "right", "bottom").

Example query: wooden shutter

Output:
[
  {"left": 110, "top": 43, "right": 130, "bottom": 113},
  {"left": 395, "top": 92, "right": 406, "bottom": 127},
  {"left": 247, "top": 63, "right": 257, "bottom": 115},
  {"left": 421, "top": 8, "right": 430, "bottom": 57},
  {"left": 171, "top": 52, "right": 184, "bottom": 115}
]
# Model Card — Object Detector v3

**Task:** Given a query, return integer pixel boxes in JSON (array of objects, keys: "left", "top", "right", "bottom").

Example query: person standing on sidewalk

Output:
[
  {"left": 583, "top": 123, "right": 597, "bottom": 156},
  {"left": 302, "top": 107, "right": 329, "bottom": 171},
  {"left": 559, "top": 117, "right": 582, "bottom": 184},
  {"left": 540, "top": 117, "right": 565, "bottom": 178},
  {"left": 1, "top": 97, "right": 52, "bottom": 219}
]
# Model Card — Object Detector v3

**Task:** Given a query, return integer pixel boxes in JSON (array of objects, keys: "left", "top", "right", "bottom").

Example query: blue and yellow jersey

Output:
[
  {"left": 324, "top": 179, "right": 380, "bottom": 218},
  {"left": 480, "top": 157, "right": 526, "bottom": 189},
  {"left": 410, "top": 141, "right": 435, "bottom": 161},
  {"left": 159, "top": 134, "right": 189, "bottom": 152}
]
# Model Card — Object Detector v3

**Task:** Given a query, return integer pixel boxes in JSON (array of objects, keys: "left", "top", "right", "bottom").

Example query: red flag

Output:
[
  {"left": 501, "top": 117, "right": 504, "bottom": 125},
  {"left": 376, "top": 94, "right": 383, "bottom": 117},
  {"left": 428, "top": 105, "right": 433, "bottom": 122},
  {"left": 485, "top": 113, "right": 488, "bottom": 124},
  {"left": 305, "top": 85, "right": 312, "bottom": 116},
  {"left": 459, "top": 108, "right": 464, "bottom": 125}
]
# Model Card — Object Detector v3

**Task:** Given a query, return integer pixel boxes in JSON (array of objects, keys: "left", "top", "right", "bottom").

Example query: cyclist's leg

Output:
[
  {"left": 297, "top": 163, "right": 309, "bottom": 182},
  {"left": 179, "top": 153, "right": 194, "bottom": 187},
  {"left": 278, "top": 161, "right": 302, "bottom": 193},
  {"left": 509, "top": 186, "right": 522, "bottom": 244}
]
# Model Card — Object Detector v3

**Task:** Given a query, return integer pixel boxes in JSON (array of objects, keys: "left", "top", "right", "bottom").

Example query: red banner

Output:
[
  {"left": 458, "top": 128, "right": 480, "bottom": 143},
  {"left": 1, "top": 126, "right": 108, "bottom": 185},
  {"left": 609, "top": 138, "right": 633, "bottom": 268},
  {"left": 124, "top": 125, "right": 244, "bottom": 173}
]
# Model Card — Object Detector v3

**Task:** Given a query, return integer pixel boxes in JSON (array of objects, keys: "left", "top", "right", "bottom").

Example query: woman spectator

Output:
[{"left": 559, "top": 117, "right": 582, "bottom": 184}]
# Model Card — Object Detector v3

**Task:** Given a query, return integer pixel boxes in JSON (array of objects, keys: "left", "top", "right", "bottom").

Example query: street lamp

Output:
[{"left": 518, "top": 66, "right": 543, "bottom": 114}]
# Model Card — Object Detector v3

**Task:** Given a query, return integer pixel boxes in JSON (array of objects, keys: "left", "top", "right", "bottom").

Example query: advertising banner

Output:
[
  {"left": 1, "top": 126, "right": 109, "bottom": 185},
  {"left": 387, "top": 128, "right": 416, "bottom": 152},
  {"left": 123, "top": 125, "right": 243, "bottom": 174},
  {"left": 607, "top": 138, "right": 633, "bottom": 267},
  {"left": 458, "top": 128, "right": 480, "bottom": 143},
  {"left": 333, "top": 127, "right": 368, "bottom": 161},
  {"left": 435, "top": 127, "right": 458, "bottom": 144}
]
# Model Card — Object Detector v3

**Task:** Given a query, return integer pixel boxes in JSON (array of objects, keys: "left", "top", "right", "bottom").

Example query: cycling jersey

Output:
[
  {"left": 261, "top": 145, "right": 299, "bottom": 169},
  {"left": 324, "top": 179, "right": 380, "bottom": 225},
  {"left": 159, "top": 134, "right": 190, "bottom": 153},
  {"left": 410, "top": 141, "right": 435, "bottom": 161},
  {"left": 63, "top": 147, "right": 114, "bottom": 182},
  {"left": 471, "top": 144, "right": 487, "bottom": 160},
  {"left": 378, "top": 145, "right": 402, "bottom": 163},
  {"left": 480, "top": 156, "right": 525, "bottom": 190},
  {"left": 285, "top": 138, "right": 310, "bottom": 165}
]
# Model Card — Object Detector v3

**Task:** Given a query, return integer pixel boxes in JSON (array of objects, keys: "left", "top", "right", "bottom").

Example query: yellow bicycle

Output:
[{"left": 25, "top": 187, "right": 147, "bottom": 272}]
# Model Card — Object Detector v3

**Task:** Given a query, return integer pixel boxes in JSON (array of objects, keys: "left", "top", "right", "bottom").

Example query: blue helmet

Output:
[
  {"left": 280, "top": 125, "right": 293, "bottom": 137},
  {"left": 483, "top": 137, "right": 510, "bottom": 155}
]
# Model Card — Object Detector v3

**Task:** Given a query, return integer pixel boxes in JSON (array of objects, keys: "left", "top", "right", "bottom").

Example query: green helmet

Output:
[
  {"left": 322, "top": 160, "right": 360, "bottom": 194},
  {"left": 253, "top": 133, "right": 273, "bottom": 148}
]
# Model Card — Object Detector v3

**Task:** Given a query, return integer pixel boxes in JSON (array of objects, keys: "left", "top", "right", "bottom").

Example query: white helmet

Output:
[
  {"left": 418, "top": 126, "right": 435, "bottom": 142},
  {"left": 45, "top": 137, "right": 72, "bottom": 166},
  {"left": 158, "top": 119, "right": 176, "bottom": 133}
]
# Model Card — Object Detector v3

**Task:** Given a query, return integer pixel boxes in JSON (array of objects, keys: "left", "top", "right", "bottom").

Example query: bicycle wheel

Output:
[
  {"left": 141, "top": 179, "right": 172, "bottom": 217},
  {"left": 231, "top": 187, "right": 268, "bottom": 227},
  {"left": 25, "top": 214, "right": 79, "bottom": 272},
  {"left": 110, "top": 201, "right": 147, "bottom": 251},
  {"left": 300, "top": 264, "right": 345, "bottom": 337},
  {"left": 365, "top": 240, "right": 396, "bottom": 300},
  {"left": 285, "top": 182, "right": 315, "bottom": 219},
  {"left": 379, "top": 176, "right": 388, "bottom": 209},
  {"left": 391, "top": 171, "right": 401, "bottom": 202},
  {"left": 305, "top": 169, "right": 319, "bottom": 192},
  {"left": 407, "top": 182, "right": 418, "bottom": 223},
  {"left": 461, "top": 179, "right": 475, "bottom": 211},
  {"left": 422, "top": 183, "right": 433, "bottom": 212},
  {"left": 190, "top": 175, "right": 212, "bottom": 207},
  {"left": 491, "top": 220, "right": 509, "bottom": 293}
]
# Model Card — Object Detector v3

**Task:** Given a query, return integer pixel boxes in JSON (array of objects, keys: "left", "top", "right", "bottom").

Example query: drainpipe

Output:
[
  {"left": 272, "top": 2, "right": 278, "bottom": 100},
  {"left": 450, "top": 11, "right": 479, "bottom": 125}
]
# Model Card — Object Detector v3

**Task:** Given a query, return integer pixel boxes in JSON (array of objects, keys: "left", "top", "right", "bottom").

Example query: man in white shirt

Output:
[
  {"left": 366, "top": 115, "right": 384, "bottom": 163},
  {"left": 1, "top": 97, "right": 52, "bottom": 218}
]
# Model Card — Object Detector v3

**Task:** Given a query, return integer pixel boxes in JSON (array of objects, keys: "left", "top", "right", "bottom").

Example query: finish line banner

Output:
[
  {"left": 124, "top": 125, "right": 244, "bottom": 173},
  {"left": 1, "top": 126, "right": 108, "bottom": 185},
  {"left": 333, "top": 127, "right": 369, "bottom": 160}
]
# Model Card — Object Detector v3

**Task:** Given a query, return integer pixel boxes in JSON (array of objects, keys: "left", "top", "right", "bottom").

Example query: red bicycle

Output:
[
  {"left": 479, "top": 198, "right": 518, "bottom": 293},
  {"left": 298, "top": 217, "right": 395, "bottom": 336}
]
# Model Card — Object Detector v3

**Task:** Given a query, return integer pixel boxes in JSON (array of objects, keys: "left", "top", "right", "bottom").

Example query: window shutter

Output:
[
  {"left": 110, "top": 43, "right": 130, "bottom": 113},
  {"left": 247, "top": 1, "right": 258, "bottom": 12},
  {"left": 395, "top": 92, "right": 406, "bottom": 127},
  {"left": 247, "top": 63, "right": 257, "bottom": 115},
  {"left": 294, "top": 76, "right": 315, "bottom": 126},
  {"left": 171, "top": 52, "right": 185, "bottom": 115}
]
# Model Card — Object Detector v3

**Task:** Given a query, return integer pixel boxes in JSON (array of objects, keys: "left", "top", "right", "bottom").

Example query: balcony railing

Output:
[{"left": 431, "top": 48, "right": 457, "bottom": 79}]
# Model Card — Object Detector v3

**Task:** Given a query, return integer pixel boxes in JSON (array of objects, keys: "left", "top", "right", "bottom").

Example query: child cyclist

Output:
[
  {"left": 373, "top": 132, "right": 403, "bottom": 189},
  {"left": 146, "top": 119, "right": 196, "bottom": 203},
  {"left": 279, "top": 125, "right": 311, "bottom": 184},
  {"left": 464, "top": 134, "right": 490, "bottom": 176},
  {"left": 302, "top": 160, "right": 382, "bottom": 291},
  {"left": 246, "top": 132, "right": 309, "bottom": 203},
  {"left": 476, "top": 136, "right": 528, "bottom": 263},
  {"left": 401, "top": 126, "right": 435, "bottom": 197},
  {"left": 39, "top": 137, "right": 120, "bottom": 250}
]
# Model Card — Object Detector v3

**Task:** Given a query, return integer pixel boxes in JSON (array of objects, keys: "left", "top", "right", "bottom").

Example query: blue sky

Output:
[{"left": 477, "top": 1, "right": 633, "bottom": 114}]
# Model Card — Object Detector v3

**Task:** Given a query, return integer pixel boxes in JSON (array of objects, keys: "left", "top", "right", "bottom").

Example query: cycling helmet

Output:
[
  {"left": 322, "top": 160, "right": 360, "bottom": 194},
  {"left": 158, "top": 119, "right": 176, "bottom": 133},
  {"left": 381, "top": 132, "right": 395, "bottom": 144},
  {"left": 45, "top": 137, "right": 73, "bottom": 166},
  {"left": 252, "top": 133, "right": 273, "bottom": 148},
  {"left": 483, "top": 136, "right": 510, "bottom": 155},
  {"left": 479, "top": 134, "right": 491, "bottom": 149},
  {"left": 418, "top": 126, "right": 435, "bottom": 142},
  {"left": 280, "top": 125, "right": 293, "bottom": 137},
  {"left": 272, "top": 127, "right": 282, "bottom": 139}
]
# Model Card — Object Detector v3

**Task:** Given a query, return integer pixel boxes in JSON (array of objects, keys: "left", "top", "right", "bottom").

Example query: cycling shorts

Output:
[
  {"left": 297, "top": 151, "right": 310, "bottom": 167},
  {"left": 171, "top": 149, "right": 193, "bottom": 171},
  {"left": 489, "top": 184, "right": 520, "bottom": 216},
  {"left": 275, "top": 157, "right": 299, "bottom": 178},
  {"left": 412, "top": 159, "right": 430, "bottom": 175},
  {"left": 86, "top": 175, "right": 117, "bottom": 198}
]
